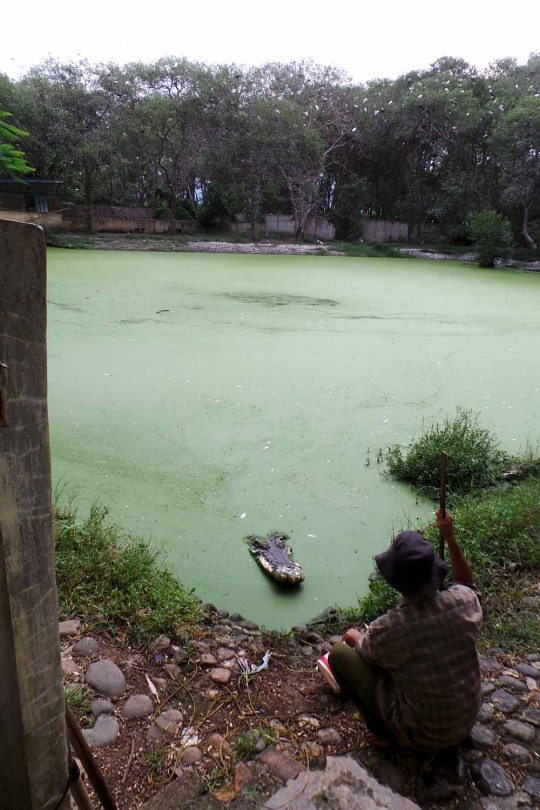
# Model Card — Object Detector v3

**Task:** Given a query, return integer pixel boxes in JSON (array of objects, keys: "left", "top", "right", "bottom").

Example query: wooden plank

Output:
[{"left": 0, "top": 219, "right": 69, "bottom": 810}]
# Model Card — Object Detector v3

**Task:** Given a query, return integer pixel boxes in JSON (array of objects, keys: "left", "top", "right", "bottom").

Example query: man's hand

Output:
[
  {"left": 342, "top": 628, "right": 363, "bottom": 647},
  {"left": 435, "top": 509, "right": 455, "bottom": 539}
]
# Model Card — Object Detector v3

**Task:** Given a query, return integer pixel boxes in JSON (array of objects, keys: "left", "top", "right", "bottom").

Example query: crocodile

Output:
[{"left": 247, "top": 533, "right": 305, "bottom": 584}]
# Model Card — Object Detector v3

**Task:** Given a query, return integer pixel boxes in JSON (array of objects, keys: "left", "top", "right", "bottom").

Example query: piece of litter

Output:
[
  {"left": 240, "top": 513, "right": 246, "bottom": 519},
  {"left": 383, "top": 418, "right": 389, "bottom": 423},
  {"left": 308, "top": 534, "right": 317, "bottom": 538},
  {"left": 146, "top": 673, "right": 159, "bottom": 701}
]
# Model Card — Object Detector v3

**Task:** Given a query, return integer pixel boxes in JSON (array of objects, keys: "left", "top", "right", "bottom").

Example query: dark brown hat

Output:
[{"left": 375, "top": 530, "right": 447, "bottom": 593}]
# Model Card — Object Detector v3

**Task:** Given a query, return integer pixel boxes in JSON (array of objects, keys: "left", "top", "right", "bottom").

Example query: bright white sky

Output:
[{"left": 2, "top": 0, "right": 540, "bottom": 82}]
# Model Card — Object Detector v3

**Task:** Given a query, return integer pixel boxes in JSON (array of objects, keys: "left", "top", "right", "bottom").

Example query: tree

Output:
[
  {"left": 466, "top": 210, "right": 512, "bottom": 267},
  {"left": 0, "top": 109, "right": 33, "bottom": 178}
]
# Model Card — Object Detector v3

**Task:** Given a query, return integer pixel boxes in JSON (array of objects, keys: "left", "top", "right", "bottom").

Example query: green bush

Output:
[
  {"left": 466, "top": 210, "right": 513, "bottom": 267},
  {"left": 386, "top": 409, "right": 509, "bottom": 497},
  {"left": 55, "top": 503, "right": 200, "bottom": 641}
]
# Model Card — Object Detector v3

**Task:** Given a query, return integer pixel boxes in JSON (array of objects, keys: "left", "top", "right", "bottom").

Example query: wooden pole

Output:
[
  {"left": 70, "top": 774, "right": 95, "bottom": 810},
  {"left": 438, "top": 451, "right": 448, "bottom": 559},
  {"left": 0, "top": 219, "right": 70, "bottom": 809},
  {"left": 65, "top": 704, "right": 118, "bottom": 810}
]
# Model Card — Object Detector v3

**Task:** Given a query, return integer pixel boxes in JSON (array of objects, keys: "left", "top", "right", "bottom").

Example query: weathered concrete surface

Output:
[
  {"left": 265, "top": 756, "right": 421, "bottom": 810},
  {"left": 0, "top": 219, "right": 69, "bottom": 808}
]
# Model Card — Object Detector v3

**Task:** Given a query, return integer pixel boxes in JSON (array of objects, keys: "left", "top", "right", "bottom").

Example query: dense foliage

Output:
[
  {"left": 0, "top": 108, "right": 33, "bottom": 178},
  {"left": 1, "top": 54, "right": 540, "bottom": 244},
  {"left": 386, "top": 409, "right": 509, "bottom": 496},
  {"left": 55, "top": 503, "right": 200, "bottom": 641},
  {"left": 467, "top": 210, "right": 513, "bottom": 267}
]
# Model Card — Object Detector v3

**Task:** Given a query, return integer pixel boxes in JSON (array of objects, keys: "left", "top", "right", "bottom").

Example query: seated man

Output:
[{"left": 319, "top": 511, "right": 482, "bottom": 751}]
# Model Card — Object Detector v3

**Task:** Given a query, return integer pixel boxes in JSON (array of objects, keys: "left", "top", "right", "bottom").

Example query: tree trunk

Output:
[
  {"left": 168, "top": 192, "right": 177, "bottom": 235},
  {"left": 84, "top": 165, "right": 94, "bottom": 234},
  {"left": 522, "top": 204, "right": 537, "bottom": 250}
]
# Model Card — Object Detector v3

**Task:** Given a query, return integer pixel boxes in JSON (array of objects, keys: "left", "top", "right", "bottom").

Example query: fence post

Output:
[{"left": 0, "top": 219, "right": 69, "bottom": 810}]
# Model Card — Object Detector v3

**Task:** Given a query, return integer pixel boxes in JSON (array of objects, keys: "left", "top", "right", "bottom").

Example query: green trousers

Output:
[{"left": 328, "top": 642, "right": 394, "bottom": 741}]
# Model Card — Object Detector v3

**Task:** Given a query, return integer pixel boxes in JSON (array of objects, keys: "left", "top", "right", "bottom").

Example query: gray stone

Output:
[
  {"left": 522, "top": 596, "right": 540, "bottom": 609},
  {"left": 502, "top": 720, "right": 535, "bottom": 743},
  {"left": 497, "top": 676, "right": 527, "bottom": 693},
  {"left": 121, "top": 694, "right": 153, "bottom": 719},
  {"left": 199, "top": 653, "right": 218, "bottom": 667},
  {"left": 181, "top": 746, "right": 202, "bottom": 766},
  {"left": 209, "top": 668, "right": 231, "bottom": 685},
  {"left": 138, "top": 770, "right": 207, "bottom": 810},
  {"left": 483, "top": 682, "right": 497, "bottom": 696},
  {"left": 522, "top": 707, "right": 540, "bottom": 727},
  {"left": 216, "top": 609, "right": 229, "bottom": 619},
  {"left": 523, "top": 778, "right": 540, "bottom": 799},
  {"left": 61, "top": 658, "right": 79, "bottom": 676},
  {"left": 478, "top": 703, "right": 495, "bottom": 723},
  {"left": 491, "top": 689, "right": 520, "bottom": 714},
  {"left": 266, "top": 756, "right": 420, "bottom": 810},
  {"left": 170, "top": 646, "right": 188, "bottom": 664},
  {"left": 72, "top": 637, "right": 100, "bottom": 657},
  {"left": 163, "top": 664, "right": 181, "bottom": 680},
  {"left": 501, "top": 743, "right": 533, "bottom": 765},
  {"left": 515, "top": 664, "right": 540, "bottom": 679},
  {"left": 239, "top": 620, "right": 259, "bottom": 631},
  {"left": 216, "top": 648, "right": 235, "bottom": 661},
  {"left": 317, "top": 727, "right": 343, "bottom": 747},
  {"left": 488, "top": 648, "right": 504, "bottom": 656},
  {"left": 85, "top": 659, "right": 126, "bottom": 697},
  {"left": 257, "top": 747, "right": 305, "bottom": 782},
  {"left": 473, "top": 758, "right": 514, "bottom": 797},
  {"left": 59, "top": 619, "right": 81, "bottom": 638},
  {"left": 480, "top": 655, "right": 502, "bottom": 675},
  {"left": 526, "top": 654, "right": 539, "bottom": 662},
  {"left": 82, "top": 716, "right": 119, "bottom": 748},
  {"left": 206, "top": 733, "right": 232, "bottom": 755},
  {"left": 471, "top": 724, "right": 497, "bottom": 749},
  {"left": 151, "top": 634, "right": 171, "bottom": 652},
  {"left": 147, "top": 709, "right": 183, "bottom": 741},
  {"left": 91, "top": 699, "right": 115, "bottom": 718},
  {"left": 229, "top": 613, "right": 243, "bottom": 623}
]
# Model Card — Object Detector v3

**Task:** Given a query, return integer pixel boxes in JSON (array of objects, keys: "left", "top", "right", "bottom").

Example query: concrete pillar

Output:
[{"left": 0, "top": 219, "right": 69, "bottom": 809}]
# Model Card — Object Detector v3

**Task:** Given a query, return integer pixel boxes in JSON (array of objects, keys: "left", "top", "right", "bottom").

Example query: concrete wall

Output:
[
  {"left": 66, "top": 204, "right": 153, "bottom": 220},
  {"left": 232, "top": 214, "right": 336, "bottom": 241},
  {"left": 62, "top": 216, "right": 197, "bottom": 234},
  {"left": 362, "top": 219, "right": 409, "bottom": 242},
  {"left": 0, "top": 211, "right": 63, "bottom": 228}
]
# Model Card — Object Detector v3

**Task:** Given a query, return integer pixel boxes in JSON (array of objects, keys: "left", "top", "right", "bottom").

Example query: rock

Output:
[
  {"left": 85, "top": 660, "right": 126, "bottom": 698},
  {"left": 153, "top": 678, "right": 167, "bottom": 691},
  {"left": 302, "top": 630, "right": 323, "bottom": 644},
  {"left": 483, "top": 682, "right": 496, "bottom": 696},
  {"left": 194, "top": 641, "right": 211, "bottom": 654},
  {"left": 266, "top": 755, "right": 420, "bottom": 810},
  {"left": 199, "top": 653, "right": 218, "bottom": 667},
  {"left": 72, "top": 637, "right": 100, "bottom": 657},
  {"left": 523, "top": 778, "right": 540, "bottom": 799},
  {"left": 163, "top": 664, "right": 181, "bottom": 680},
  {"left": 515, "top": 664, "right": 540, "bottom": 679},
  {"left": 473, "top": 758, "right": 514, "bottom": 797},
  {"left": 522, "top": 707, "right": 540, "bottom": 727},
  {"left": 502, "top": 720, "right": 535, "bottom": 744},
  {"left": 462, "top": 748, "right": 484, "bottom": 763},
  {"left": 139, "top": 770, "right": 206, "bottom": 809},
  {"left": 480, "top": 655, "right": 502, "bottom": 675},
  {"left": 497, "top": 676, "right": 527, "bottom": 693},
  {"left": 59, "top": 619, "right": 81, "bottom": 638},
  {"left": 239, "top": 620, "right": 259, "bottom": 631},
  {"left": 121, "top": 694, "right": 153, "bottom": 719},
  {"left": 478, "top": 703, "right": 495, "bottom": 723},
  {"left": 301, "top": 741, "right": 322, "bottom": 757},
  {"left": 147, "top": 709, "right": 183, "bottom": 741},
  {"left": 471, "top": 724, "right": 497, "bottom": 748},
  {"left": 257, "top": 747, "right": 305, "bottom": 782},
  {"left": 170, "top": 646, "right": 188, "bottom": 664},
  {"left": 216, "top": 648, "right": 235, "bottom": 662},
  {"left": 181, "top": 746, "right": 202, "bottom": 766},
  {"left": 91, "top": 699, "right": 115, "bottom": 718},
  {"left": 522, "top": 596, "right": 540, "bottom": 609},
  {"left": 327, "top": 635, "right": 343, "bottom": 645},
  {"left": 126, "top": 653, "right": 145, "bottom": 667},
  {"left": 491, "top": 689, "right": 520, "bottom": 714},
  {"left": 206, "top": 733, "right": 232, "bottom": 755},
  {"left": 488, "top": 647, "right": 504, "bottom": 656},
  {"left": 82, "top": 716, "right": 120, "bottom": 748},
  {"left": 61, "top": 658, "right": 79, "bottom": 675},
  {"left": 229, "top": 613, "right": 243, "bottom": 623},
  {"left": 209, "top": 668, "right": 231, "bottom": 685},
  {"left": 151, "top": 634, "right": 171, "bottom": 652},
  {"left": 317, "top": 727, "right": 343, "bottom": 747},
  {"left": 501, "top": 743, "right": 533, "bottom": 765},
  {"left": 526, "top": 654, "right": 539, "bottom": 662}
]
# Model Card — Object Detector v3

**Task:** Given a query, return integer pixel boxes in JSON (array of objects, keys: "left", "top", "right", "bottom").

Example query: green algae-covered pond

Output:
[{"left": 47, "top": 249, "right": 540, "bottom": 628}]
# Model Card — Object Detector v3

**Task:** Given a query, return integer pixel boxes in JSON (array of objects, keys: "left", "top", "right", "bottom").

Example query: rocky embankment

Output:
[{"left": 60, "top": 604, "right": 540, "bottom": 810}]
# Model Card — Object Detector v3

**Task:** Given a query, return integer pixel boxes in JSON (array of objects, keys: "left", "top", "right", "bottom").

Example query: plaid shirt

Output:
[{"left": 357, "top": 583, "right": 483, "bottom": 750}]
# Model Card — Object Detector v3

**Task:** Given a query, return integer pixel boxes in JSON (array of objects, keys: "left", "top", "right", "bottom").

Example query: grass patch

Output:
[
  {"left": 55, "top": 503, "right": 200, "bottom": 643},
  {"left": 64, "top": 683, "right": 92, "bottom": 718},
  {"left": 386, "top": 408, "right": 509, "bottom": 498},
  {"left": 329, "top": 241, "right": 404, "bottom": 258}
]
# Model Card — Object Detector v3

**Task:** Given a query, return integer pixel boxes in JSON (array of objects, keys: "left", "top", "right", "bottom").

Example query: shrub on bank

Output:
[
  {"left": 386, "top": 409, "right": 509, "bottom": 497},
  {"left": 54, "top": 503, "right": 200, "bottom": 641},
  {"left": 466, "top": 210, "right": 513, "bottom": 267}
]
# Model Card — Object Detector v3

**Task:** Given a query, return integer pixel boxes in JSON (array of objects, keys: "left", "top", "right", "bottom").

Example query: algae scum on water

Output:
[{"left": 47, "top": 249, "right": 540, "bottom": 628}]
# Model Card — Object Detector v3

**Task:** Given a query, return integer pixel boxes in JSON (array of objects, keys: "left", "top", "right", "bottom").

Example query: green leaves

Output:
[{"left": 0, "top": 109, "right": 34, "bottom": 178}]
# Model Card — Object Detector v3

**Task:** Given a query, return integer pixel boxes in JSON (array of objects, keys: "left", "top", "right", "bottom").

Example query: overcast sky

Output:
[{"left": 2, "top": 0, "right": 539, "bottom": 82}]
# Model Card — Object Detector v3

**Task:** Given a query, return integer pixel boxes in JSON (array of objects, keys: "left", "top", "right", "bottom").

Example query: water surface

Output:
[{"left": 47, "top": 250, "right": 540, "bottom": 627}]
